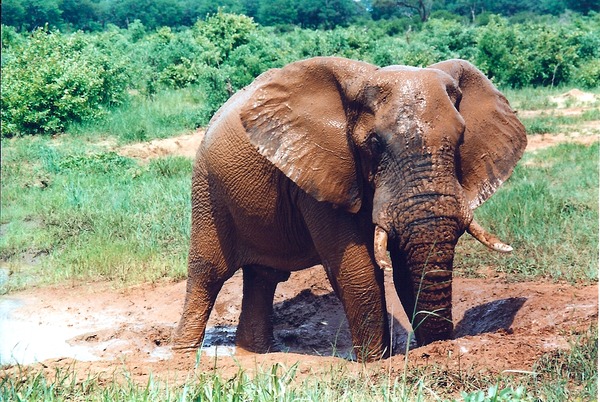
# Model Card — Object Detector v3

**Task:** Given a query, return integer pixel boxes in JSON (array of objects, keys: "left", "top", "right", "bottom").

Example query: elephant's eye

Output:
[{"left": 368, "top": 133, "right": 384, "bottom": 154}]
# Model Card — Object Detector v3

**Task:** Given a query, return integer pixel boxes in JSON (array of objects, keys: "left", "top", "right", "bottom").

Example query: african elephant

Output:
[{"left": 174, "top": 57, "right": 527, "bottom": 361}]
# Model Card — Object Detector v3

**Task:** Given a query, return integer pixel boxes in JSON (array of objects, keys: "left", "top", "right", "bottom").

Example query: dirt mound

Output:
[
  {"left": 1, "top": 267, "right": 597, "bottom": 383},
  {"left": 118, "top": 130, "right": 205, "bottom": 160},
  {"left": 549, "top": 89, "right": 598, "bottom": 107}
]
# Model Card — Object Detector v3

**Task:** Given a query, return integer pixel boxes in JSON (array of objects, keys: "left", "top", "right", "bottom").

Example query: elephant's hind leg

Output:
[
  {"left": 236, "top": 265, "right": 290, "bottom": 353},
  {"left": 174, "top": 257, "right": 230, "bottom": 350}
]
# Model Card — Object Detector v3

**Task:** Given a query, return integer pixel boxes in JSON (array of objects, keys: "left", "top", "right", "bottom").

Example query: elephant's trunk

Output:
[
  {"left": 399, "top": 218, "right": 459, "bottom": 344},
  {"left": 372, "top": 176, "right": 466, "bottom": 345},
  {"left": 372, "top": 188, "right": 513, "bottom": 345}
]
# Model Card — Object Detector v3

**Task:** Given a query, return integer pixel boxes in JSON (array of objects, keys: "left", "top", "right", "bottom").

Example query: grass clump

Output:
[
  {"left": 456, "top": 142, "right": 599, "bottom": 283},
  {"left": 0, "top": 135, "right": 192, "bottom": 291},
  {"left": 529, "top": 327, "right": 598, "bottom": 401},
  {"left": 502, "top": 86, "right": 600, "bottom": 111},
  {"left": 521, "top": 113, "right": 600, "bottom": 135},
  {"left": 68, "top": 87, "right": 208, "bottom": 144}
]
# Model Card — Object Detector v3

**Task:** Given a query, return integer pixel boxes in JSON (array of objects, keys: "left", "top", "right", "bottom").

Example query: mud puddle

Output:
[
  {"left": 0, "top": 297, "right": 101, "bottom": 364},
  {"left": 0, "top": 267, "right": 597, "bottom": 383}
]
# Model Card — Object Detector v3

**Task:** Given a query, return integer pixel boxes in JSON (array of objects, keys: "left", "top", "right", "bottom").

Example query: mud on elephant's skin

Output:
[{"left": 174, "top": 57, "right": 527, "bottom": 362}]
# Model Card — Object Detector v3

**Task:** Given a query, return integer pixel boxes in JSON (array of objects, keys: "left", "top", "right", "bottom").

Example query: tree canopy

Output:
[{"left": 2, "top": 0, "right": 597, "bottom": 31}]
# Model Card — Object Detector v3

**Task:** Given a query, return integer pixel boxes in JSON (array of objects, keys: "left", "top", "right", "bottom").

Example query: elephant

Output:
[{"left": 174, "top": 56, "right": 527, "bottom": 362}]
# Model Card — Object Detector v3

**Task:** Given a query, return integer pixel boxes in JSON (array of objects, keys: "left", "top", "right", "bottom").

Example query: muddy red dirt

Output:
[{"left": 1, "top": 266, "right": 597, "bottom": 384}]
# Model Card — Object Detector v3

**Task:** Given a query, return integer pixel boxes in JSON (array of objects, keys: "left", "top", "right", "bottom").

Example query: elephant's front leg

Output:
[
  {"left": 236, "top": 265, "right": 290, "bottom": 353},
  {"left": 174, "top": 257, "right": 229, "bottom": 350},
  {"left": 300, "top": 205, "right": 390, "bottom": 361},
  {"left": 324, "top": 247, "right": 390, "bottom": 362}
]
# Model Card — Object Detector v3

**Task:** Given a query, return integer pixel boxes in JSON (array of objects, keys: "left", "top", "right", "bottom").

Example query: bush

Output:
[
  {"left": 2, "top": 13, "right": 599, "bottom": 138},
  {"left": 574, "top": 58, "right": 600, "bottom": 88},
  {"left": 226, "top": 32, "right": 292, "bottom": 89},
  {"left": 475, "top": 15, "right": 597, "bottom": 87},
  {"left": 194, "top": 11, "right": 258, "bottom": 64},
  {"left": 1, "top": 28, "right": 129, "bottom": 136}
]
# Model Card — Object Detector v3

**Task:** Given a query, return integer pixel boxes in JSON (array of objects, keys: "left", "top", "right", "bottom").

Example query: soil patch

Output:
[
  {"left": 549, "top": 89, "right": 598, "bottom": 108},
  {"left": 1, "top": 267, "right": 597, "bottom": 384},
  {"left": 118, "top": 131, "right": 204, "bottom": 160},
  {"left": 526, "top": 131, "right": 599, "bottom": 152}
]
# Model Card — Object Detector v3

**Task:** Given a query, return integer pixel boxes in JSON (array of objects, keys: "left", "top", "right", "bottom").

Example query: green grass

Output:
[
  {"left": 0, "top": 135, "right": 191, "bottom": 292},
  {"left": 68, "top": 87, "right": 209, "bottom": 144},
  {"left": 521, "top": 112, "right": 600, "bottom": 135},
  {"left": 456, "top": 142, "right": 599, "bottom": 283},
  {"left": 502, "top": 86, "right": 600, "bottom": 111},
  {"left": 1, "top": 326, "right": 596, "bottom": 401}
]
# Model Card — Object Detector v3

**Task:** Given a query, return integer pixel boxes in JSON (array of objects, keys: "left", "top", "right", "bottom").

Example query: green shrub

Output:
[
  {"left": 574, "top": 58, "right": 600, "bottom": 88},
  {"left": 475, "top": 15, "right": 596, "bottom": 87},
  {"left": 194, "top": 11, "right": 258, "bottom": 64},
  {"left": 226, "top": 32, "right": 292, "bottom": 89},
  {"left": 1, "top": 28, "right": 129, "bottom": 136}
]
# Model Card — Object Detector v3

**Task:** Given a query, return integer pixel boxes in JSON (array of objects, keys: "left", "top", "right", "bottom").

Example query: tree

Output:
[
  {"left": 1, "top": 0, "right": 27, "bottom": 29},
  {"left": 566, "top": 0, "right": 600, "bottom": 14},
  {"left": 372, "top": 0, "right": 433, "bottom": 21},
  {"left": 256, "top": 0, "right": 298, "bottom": 26},
  {"left": 22, "top": 0, "right": 63, "bottom": 30},
  {"left": 59, "top": 0, "right": 98, "bottom": 30},
  {"left": 296, "top": 0, "right": 366, "bottom": 28}
]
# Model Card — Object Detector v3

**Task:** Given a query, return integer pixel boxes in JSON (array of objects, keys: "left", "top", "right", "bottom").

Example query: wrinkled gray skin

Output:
[{"left": 174, "top": 57, "right": 527, "bottom": 361}]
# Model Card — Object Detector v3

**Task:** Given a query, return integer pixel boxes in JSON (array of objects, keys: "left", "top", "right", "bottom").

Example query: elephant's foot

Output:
[
  {"left": 171, "top": 325, "right": 205, "bottom": 351},
  {"left": 235, "top": 335, "right": 281, "bottom": 354}
]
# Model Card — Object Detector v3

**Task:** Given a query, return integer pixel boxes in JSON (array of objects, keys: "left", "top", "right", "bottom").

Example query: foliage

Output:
[
  {"left": 373, "top": 0, "right": 434, "bottom": 22},
  {"left": 3, "top": 0, "right": 597, "bottom": 31},
  {"left": 193, "top": 11, "right": 257, "bottom": 63},
  {"left": 1, "top": 27, "right": 128, "bottom": 136},
  {"left": 474, "top": 15, "right": 595, "bottom": 87},
  {"left": 1, "top": 12, "right": 599, "bottom": 137}
]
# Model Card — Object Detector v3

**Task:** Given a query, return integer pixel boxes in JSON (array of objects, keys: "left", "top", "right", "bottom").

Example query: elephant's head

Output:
[{"left": 239, "top": 57, "right": 527, "bottom": 346}]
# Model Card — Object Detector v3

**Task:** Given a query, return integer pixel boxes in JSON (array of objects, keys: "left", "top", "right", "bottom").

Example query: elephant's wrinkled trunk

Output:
[
  {"left": 372, "top": 179, "right": 467, "bottom": 345},
  {"left": 399, "top": 218, "right": 460, "bottom": 345}
]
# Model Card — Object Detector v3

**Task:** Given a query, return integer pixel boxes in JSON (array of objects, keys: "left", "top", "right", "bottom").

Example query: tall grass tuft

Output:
[
  {"left": 456, "top": 142, "right": 599, "bottom": 283},
  {"left": 68, "top": 87, "right": 208, "bottom": 144}
]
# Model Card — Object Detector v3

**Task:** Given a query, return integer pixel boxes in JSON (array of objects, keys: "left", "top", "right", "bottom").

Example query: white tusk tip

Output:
[{"left": 493, "top": 243, "right": 513, "bottom": 253}]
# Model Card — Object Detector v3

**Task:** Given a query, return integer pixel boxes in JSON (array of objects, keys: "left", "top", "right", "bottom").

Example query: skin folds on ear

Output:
[
  {"left": 429, "top": 59, "right": 527, "bottom": 209},
  {"left": 239, "top": 57, "right": 377, "bottom": 213}
]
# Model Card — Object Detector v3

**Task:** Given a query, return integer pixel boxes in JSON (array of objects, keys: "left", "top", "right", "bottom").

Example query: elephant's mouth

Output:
[{"left": 373, "top": 219, "right": 512, "bottom": 271}]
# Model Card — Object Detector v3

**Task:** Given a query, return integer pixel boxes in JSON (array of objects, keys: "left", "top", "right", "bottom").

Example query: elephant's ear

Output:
[
  {"left": 429, "top": 59, "right": 527, "bottom": 209},
  {"left": 239, "top": 57, "right": 376, "bottom": 213}
]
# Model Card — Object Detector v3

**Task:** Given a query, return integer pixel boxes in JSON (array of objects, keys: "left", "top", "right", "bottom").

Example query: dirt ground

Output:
[
  {"left": 1, "top": 268, "right": 597, "bottom": 384},
  {"left": 1, "top": 89, "right": 598, "bottom": 384}
]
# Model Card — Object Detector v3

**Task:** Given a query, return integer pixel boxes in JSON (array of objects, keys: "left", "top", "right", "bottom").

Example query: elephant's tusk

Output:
[
  {"left": 467, "top": 219, "right": 513, "bottom": 253},
  {"left": 374, "top": 226, "right": 393, "bottom": 271}
]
